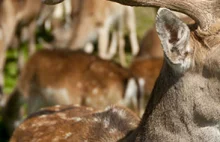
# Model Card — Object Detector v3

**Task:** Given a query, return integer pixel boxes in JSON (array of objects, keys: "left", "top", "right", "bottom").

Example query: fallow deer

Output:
[
  {"left": 17, "top": 48, "right": 139, "bottom": 114},
  {"left": 2, "top": 48, "right": 140, "bottom": 136},
  {"left": 11, "top": 0, "right": 220, "bottom": 141}
]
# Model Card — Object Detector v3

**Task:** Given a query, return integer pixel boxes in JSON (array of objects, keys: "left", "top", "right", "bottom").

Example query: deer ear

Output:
[{"left": 156, "top": 8, "right": 193, "bottom": 73}]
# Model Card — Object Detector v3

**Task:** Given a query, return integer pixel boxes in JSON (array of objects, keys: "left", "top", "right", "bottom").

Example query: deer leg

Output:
[
  {"left": 125, "top": 7, "right": 139, "bottom": 56},
  {"left": 84, "top": 42, "right": 94, "bottom": 54},
  {"left": 17, "top": 47, "right": 25, "bottom": 73},
  {"left": 63, "top": 0, "right": 72, "bottom": 27},
  {"left": 124, "top": 78, "right": 139, "bottom": 114},
  {"left": 117, "top": 17, "right": 126, "bottom": 66},
  {"left": 98, "top": 23, "right": 110, "bottom": 60},
  {"left": 107, "top": 30, "right": 118, "bottom": 59},
  {"left": 28, "top": 21, "right": 37, "bottom": 56}
]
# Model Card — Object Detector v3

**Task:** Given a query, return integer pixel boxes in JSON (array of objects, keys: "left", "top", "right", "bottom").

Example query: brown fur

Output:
[
  {"left": 138, "top": 27, "right": 163, "bottom": 58},
  {"left": 10, "top": 105, "right": 139, "bottom": 142},
  {"left": 18, "top": 49, "right": 132, "bottom": 114},
  {"left": 130, "top": 57, "right": 163, "bottom": 112}
]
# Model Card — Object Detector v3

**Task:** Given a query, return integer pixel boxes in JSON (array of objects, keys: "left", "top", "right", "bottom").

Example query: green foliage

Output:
[{"left": 135, "top": 7, "right": 155, "bottom": 39}]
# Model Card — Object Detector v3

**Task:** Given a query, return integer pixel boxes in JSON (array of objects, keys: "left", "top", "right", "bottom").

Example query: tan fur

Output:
[{"left": 18, "top": 49, "right": 134, "bottom": 114}]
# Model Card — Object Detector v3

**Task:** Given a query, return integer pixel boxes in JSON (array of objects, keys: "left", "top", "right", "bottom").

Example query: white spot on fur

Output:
[
  {"left": 55, "top": 105, "right": 61, "bottom": 108},
  {"left": 71, "top": 117, "right": 82, "bottom": 122},
  {"left": 117, "top": 109, "right": 126, "bottom": 119},
  {"left": 104, "top": 106, "right": 112, "bottom": 111},
  {"left": 64, "top": 132, "right": 72, "bottom": 139},
  {"left": 123, "top": 78, "right": 138, "bottom": 107},
  {"left": 73, "top": 104, "right": 80, "bottom": 107},
  {"left": 93, "top": 118, "right": 100, "bottom": 122},
  {"left": 103, "top": 118, "right": 110, "bottom": 128},
  {"left": 19, "top": 124, "right": 26, "bottom": 130},
  {"left": 77, "top": 82, "right": 83, "bottom": 88},
  {"left": 57, "top": 113, "right": 68, "bottom": 119},
  {"left": 86, "top": 107, "right": 94, "bottom": 111},
  {"left": 109, "top": 128, "right": 117, "bottom": 133},
  {"left": 92, "top": 88, "right": 99, "bottom": 95},
  {"left": 52, "top": 137, "right": 59, "bottom": 142},
  {"left": 39, "top": 115, "right": 47, "bottom": 118}
]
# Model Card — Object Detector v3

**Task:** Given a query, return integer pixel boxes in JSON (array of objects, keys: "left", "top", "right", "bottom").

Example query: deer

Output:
[
  {"left": 2, "top": 48, "right": 140, "bottom": 136},
  {"left": 17, "top": 48, "right": 140, "bottom": 113},
  {"left": 55, "top": 0, "right": 139, "bottom": 67},
  {"left": 131, "top": 10, "right": 195, "bottom": 115},
  {"left": 11, "top": 0, "right": 220, "bottom": 139},
  {"left": 41, "top": 0, "right": 139, "bottom": 67},
  {"left": 0, "top": 0, "right": 43, "bottom": 97}
]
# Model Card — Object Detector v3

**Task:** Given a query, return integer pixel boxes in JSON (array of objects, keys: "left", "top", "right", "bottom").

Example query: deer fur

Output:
[
  {"left": 10, "top": 6, "right": 220, "bottom": 141},
  {"left": 130, "top": 57, "right": 163, "bottom": 115},
  {"left": 130, "top": 10, "right": 194, "bottom": 115},
  {"left": 2, "top": 48, "right": 140, "bottom": 136}
]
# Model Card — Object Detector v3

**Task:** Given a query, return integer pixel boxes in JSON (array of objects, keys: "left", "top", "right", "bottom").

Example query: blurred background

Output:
[{"left": 0, "top": 0, "right": 162, "bottom": 141}]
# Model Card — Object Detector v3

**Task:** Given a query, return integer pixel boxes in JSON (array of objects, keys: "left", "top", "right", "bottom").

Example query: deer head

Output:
[{"left": 11, "top": 0, "right": 220, "bottom": 141}]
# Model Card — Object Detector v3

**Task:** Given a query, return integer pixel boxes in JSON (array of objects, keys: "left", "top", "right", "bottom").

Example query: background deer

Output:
[
  {"left": 40, "top": 0, "right": 139, "bottom": 67},
  {"left": 55, "top": 0, "right": 139, "bottom": 66},
  {"left": 11, "top": 0, "right": 220, "bottom": 140},
  {"left": 18, "top": 49, "right": 139, "bottom": 113},
  {"left": 2, "top": 48, "right": 140, "bottom": 136}
]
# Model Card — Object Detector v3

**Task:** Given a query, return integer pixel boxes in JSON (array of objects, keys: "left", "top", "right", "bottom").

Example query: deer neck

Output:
[{"left": 128, "top": 61, "right": 220, "bottom": 141}]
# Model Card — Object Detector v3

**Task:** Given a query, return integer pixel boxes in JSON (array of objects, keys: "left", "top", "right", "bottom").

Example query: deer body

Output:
[
  {"left": 10, "top": 105, "right": 140, "bottom": 142},
  {"left": 17, "top": 49, "right": 137, "bottom": 114},
  {"left": 11, "top": 0, "right": 220, "bottom": 140},
  {"left": 3, "top": 48, "right": 140, "bottom": 136}
]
